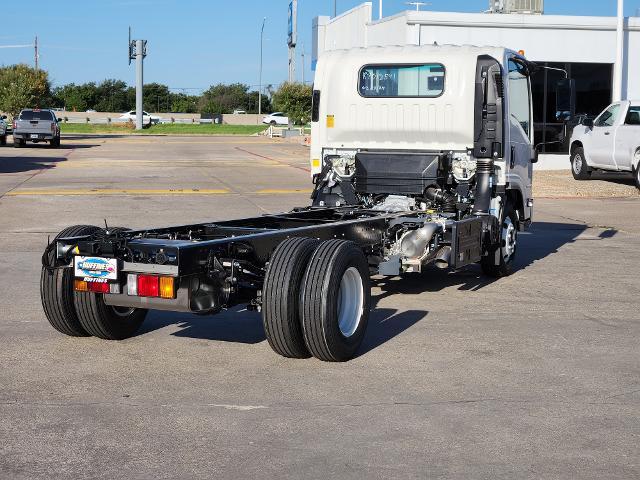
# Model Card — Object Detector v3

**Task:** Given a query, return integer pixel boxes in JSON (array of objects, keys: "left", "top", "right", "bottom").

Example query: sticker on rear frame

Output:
[{"left": 74, "top": 256, "right": 118, "bottom": 280}]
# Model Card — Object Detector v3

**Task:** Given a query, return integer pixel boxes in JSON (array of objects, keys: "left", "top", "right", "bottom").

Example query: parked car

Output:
[
  {"left": 233, "top": 109, "right": 247, "bottom": 115},
  {"left": 569, "top": 100, "right": 640, "bottom": 189},
  {"left": 118, "top": 110, "right": 160, "bottom": 125},
  {"left": 0, "top": 115, "right": 7, "bottom": 145},
  {"left": 262, "top": 112, "right": 289, "bottom": 126},
  {"left": 13, "top": 109, "right": 61, "bottom": 148}
]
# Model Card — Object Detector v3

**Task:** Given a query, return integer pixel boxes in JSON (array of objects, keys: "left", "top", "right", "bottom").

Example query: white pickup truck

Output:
[{"left": 569, "top": 100, "right": 640, "bottom": 189}]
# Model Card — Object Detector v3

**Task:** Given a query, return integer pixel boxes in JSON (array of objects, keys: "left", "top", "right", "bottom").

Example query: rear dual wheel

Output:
[
  {"left": 40, "top": 224, "right": 146, "bottom": 339},
  {"left": 262, "top": 238, "right": 371, "bottom": 362}
]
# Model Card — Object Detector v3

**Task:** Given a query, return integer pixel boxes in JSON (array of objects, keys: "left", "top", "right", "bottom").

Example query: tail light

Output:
[
  {"left": 74, "top": 279, "right": 117, "bottom": 294},
  {"left": 51, "top": 122, "right": 56, "bottom": 133},
  {"left": 128, "top": 274, "right": 175, "bottom": 299},
  {"left": 13, "top": 120, "right": 17, "bottom": 130},
  {"left": 137, "top": 275, "right": 159, "bottom": 297}
]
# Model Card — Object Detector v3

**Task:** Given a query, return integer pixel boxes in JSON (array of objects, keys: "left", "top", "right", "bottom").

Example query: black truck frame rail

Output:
[{"left": 45, "top": 205, "right": 484, "bottom": 315}]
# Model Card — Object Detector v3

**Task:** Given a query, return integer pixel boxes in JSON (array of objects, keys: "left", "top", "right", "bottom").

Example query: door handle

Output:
[{"left": 604, "top": 132, "right": 611, "bottom": 135}]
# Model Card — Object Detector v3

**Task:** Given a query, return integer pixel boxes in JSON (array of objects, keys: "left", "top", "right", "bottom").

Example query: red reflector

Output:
[
  {"left": 88, "top": 282, "right": 110, "bottom": 293},
  {"left": 137, "top": 275, "right": 159, "bottom": 297}
]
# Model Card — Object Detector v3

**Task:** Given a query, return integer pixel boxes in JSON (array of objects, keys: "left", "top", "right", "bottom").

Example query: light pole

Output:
[
  {"left": 259, "top": 17, "right": 266, "bottom": 115},
  {"left": 613, "top": 0, "right": 624, "bottom": 101},
  {"left": 379, "top": 0, "right": 383, "bottom": 19}
]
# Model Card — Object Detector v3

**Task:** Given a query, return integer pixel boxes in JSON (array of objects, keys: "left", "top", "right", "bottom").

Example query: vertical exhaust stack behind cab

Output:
[{"left": 310, "top": 44, "right": 535, "bottom": 234}]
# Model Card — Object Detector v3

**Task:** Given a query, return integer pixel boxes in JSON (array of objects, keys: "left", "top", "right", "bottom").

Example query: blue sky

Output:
[{"left": 1, "top": 0, "right": 639, "bottom": 91}]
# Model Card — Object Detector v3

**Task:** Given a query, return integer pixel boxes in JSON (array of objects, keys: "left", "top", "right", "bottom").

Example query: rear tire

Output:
[
  {"left": 481, "top": 201, "right": 519, "bottom": 278},
  {"left": 13, "top": 139, "right": 23, "bottom": 148},
  {"left": 50, "top": 137, "right": 60, "bottom": 148},
  {"left": 0, "top": 135, "right": 6, "bottom": 145},
  {"left": 571, "top": 147, "right": 591, "bottom": 180},
  {"left": 300, "top": 240, "right": 371, "bottom": 362},
  {"left": 262, "top": 237, "right": 319, "bottom": 358},
  {"left": 40, "top": 225, "right": 102, "bottom": 336},
  {"left": 75, "top": 293, "right": 147, "bottom": 340}
]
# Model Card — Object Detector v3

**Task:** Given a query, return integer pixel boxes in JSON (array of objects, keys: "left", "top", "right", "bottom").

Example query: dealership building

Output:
[{"left": 312, "top": 1, "right": 640, "bottom": 152}]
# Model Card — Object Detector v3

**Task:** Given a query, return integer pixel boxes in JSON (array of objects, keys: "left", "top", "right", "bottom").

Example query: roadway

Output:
[{"left": 0, "top": 135, "right": 638, "bottom": 479}]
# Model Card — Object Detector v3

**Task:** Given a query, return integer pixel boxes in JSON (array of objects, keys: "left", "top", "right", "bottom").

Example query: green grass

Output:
[{"left": 59, "top": 123, "right": 268, "bottom": 136}]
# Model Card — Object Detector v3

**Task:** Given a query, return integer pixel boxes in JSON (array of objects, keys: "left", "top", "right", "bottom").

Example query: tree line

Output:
[{"left": 0, "top": 64, "right": 313, "bottom": 123}]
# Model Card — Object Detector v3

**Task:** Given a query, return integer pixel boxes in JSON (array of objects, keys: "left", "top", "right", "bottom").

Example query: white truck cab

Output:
[
  {"left": 569, "top": 101, "right": 640, "bottom": 188},
  {"left": 310, "top": 44, "right": 541, "bottom": 275}
]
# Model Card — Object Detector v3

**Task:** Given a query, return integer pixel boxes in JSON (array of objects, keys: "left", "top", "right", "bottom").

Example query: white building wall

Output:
[{"left": 313, "top": 6, "right": 640, "bottom": 100}]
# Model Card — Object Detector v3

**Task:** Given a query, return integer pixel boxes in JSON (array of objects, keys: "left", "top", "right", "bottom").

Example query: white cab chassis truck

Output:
[
  {"left": 569, "top": 101, "right": 640, "bottom": 189},
  {"left": 40, "top": 45, "right": 552, "bottom": 362}
]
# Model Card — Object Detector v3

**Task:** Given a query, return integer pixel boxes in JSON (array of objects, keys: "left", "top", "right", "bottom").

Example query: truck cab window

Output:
[
  {"left": 359, "top": 64, "right": 445, "bottom": 98},
  {"left": 594, "top": 104, "right": 620, "bottom": 127},
  {"left": 507, "top": 59, "right": 531, "bottom": 136}
]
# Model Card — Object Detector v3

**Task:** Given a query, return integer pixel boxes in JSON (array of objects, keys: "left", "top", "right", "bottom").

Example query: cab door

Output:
[
  {"left": 614, "top": 103, "right": 639, "bottom": 171},
  {"left": 506, "top": 57, "right": 533, "bottom": 219},
  {"left": 589, "top": 103, "right": 621, "bottom": 169}
]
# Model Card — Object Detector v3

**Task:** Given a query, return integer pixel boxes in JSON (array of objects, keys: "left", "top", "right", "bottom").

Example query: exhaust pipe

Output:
[{"left": 434, "top": 246, "right": 452, "bottom": 269}]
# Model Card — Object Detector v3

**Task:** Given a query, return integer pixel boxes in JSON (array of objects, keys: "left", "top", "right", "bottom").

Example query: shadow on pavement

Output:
[
  {"left": 0, "top": 156, "right": 68, "bottom": 174},
  {"left": 140, "top": 307, "right": 266, "bottom": 344},
  {"left": 357, "top": 308, "right": 428, "bottom": 357},
  {"left": 134, "top": 221, "right": 589, "bottom": 354},
  {"left": 589, "top": 171, "right": 636, "bottom": 186}
]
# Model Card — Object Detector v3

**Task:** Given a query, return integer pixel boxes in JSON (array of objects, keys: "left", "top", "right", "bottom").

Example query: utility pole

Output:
[
  {"left": 379, "top": 0, "right": 383, "bottom": 19},
  {"left": 259, "top": 17, "right": 266, "bottom": 115},
  {"left": 34, "top": 36, "right": 38, "bottom": 71},
  {"left": 334, "top": 0, "right": 337, "bottom": 17},
  {"left": 301, "top": 44, "right": 305, "bottom": 84},
  {"left": 129, "top": 28, "right": 147, "bottom": 130},
  {"left": 613, "top": 0, "right": 625, "bottom": 101},
  {"left": 288, "top": 0, "right": 297, "bottom": 83}
]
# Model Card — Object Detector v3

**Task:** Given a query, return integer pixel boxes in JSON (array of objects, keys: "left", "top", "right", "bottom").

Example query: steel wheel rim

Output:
[
  {"left": 573, "top": 153, "right": 583, "bottom": 175},
  {"left": 337, "top": 267, "right": 364, "bottom": 338},
  {"left": 502, "top": 216, "right": 517, "bottom": 262}
]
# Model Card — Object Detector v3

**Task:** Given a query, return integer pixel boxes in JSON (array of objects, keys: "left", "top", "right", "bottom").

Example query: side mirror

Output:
[
  {"left": 57, "top": 118, "right": 62, "bottom": 123},
  {"left": 531, "top": 144, "right": 540, "bottom": 164},
  {"left": 582, "top": 118, "right": 594, "bottom": 128},
  {"left": 1, "top": 115, "right": 6, "bottom": 119},
  {"left": 555, "top": 79, "right": 576, "bottom": 122}
]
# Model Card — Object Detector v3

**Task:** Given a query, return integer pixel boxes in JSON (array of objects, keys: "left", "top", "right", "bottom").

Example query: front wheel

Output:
[
  {"left": 0, "top": 135, "right": 6, "bottom": 146},
  {"left": 481, "top": 201, "right": 519, "bottom": 278},
  {"left": 571, "top": 147, "right": 591, "bottom": 180}
]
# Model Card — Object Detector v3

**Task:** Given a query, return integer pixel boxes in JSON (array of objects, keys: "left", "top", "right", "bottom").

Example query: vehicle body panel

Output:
[
  {"left": 13, "top": 109, "right": 59, "bottom": 142},
  {"left": 570, "top": 101, "right": 640, "bottom": 172}
]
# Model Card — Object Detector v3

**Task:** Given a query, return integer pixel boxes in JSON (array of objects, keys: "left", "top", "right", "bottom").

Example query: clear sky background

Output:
[{"left": 1, "top": 0, "right": 639, "bottom": 91}]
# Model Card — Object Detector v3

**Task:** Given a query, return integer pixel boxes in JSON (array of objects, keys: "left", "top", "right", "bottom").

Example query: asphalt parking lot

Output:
[{"left": 0, "top": 135, "right": 639, "bottom": 479}]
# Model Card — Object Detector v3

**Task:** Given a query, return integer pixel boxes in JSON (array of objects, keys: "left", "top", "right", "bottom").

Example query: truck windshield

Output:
[
  {"left": 19, "top": 111, "right": 54, "bottom": 121},
  {"left": 359, "top": 64, "right": 445, "bottom": 98}
]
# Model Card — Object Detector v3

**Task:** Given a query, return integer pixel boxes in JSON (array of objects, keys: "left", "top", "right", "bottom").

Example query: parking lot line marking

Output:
[
  {"left": 253, "top": 188, "right": 312, "bottom": 194},
  {"left": 5, "top": 188, "right": 232, "bottom": 196},
  {"left": 4, "top": 188, "right": 313, "bottom": 196}
]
